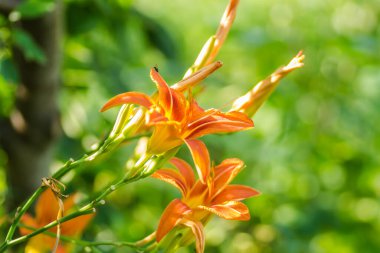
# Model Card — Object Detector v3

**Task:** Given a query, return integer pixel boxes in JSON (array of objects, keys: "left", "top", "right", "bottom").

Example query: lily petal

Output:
[
  {"left": 20, "top": 213, "right": 38, "bottom": 235},
  {"left": 156, "top": 199, "right": 191, "bottom": 242},
  {"left": 186, "top": 111, "right": 253, "bottom": 139},
  {"left": 152, "top": 169, "right": 188, "bottom": 196},
  {"left": 147, "top": 124, "right": 183, "bottom": 154},
  {"left": 181, "top": 218, "right": 205, "bottom": 253},
  {"left": 184, "top": 139, "right": 210, "bottom": 184},
  {"left": 187, "top": 100, "right": 210, "bottom": 123},
  {"left": 150, "top": 68, "right": 188, "bottom": 122},
  {"left": 170, "top": 158, "right": 196, "bottom": 188},
  {"left": 35, "top": 190, "right": 60, "bottom": 226},
  {"left": 150, "top": 67, "right": 173, "bottom": 113},
  {"left": 199, "top": 201, "right": 250, "bottom": 221},
  {"left": 61, "top": 212, "right": 94, "bottom": 237},
  {"left": 25, "top": 235, "right": 54, "bottom": 253},
  {"left": 62, "top": 194, "right": 76, "bottom": 211},
  {"left": 213, "top": 158, "right": 244, "bottom": 195},
  {"left": 100, "top": 92, "right": 154, "bottom": 112},
  {"left": 212, "top": 185, "right": 260, "bottom": 204}
]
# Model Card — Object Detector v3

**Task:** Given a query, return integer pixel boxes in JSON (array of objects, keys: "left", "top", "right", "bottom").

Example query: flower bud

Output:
[
  {"left": 108, "top": 104, "right": 133, "bottom": 139},
  {"left": 184, "top": 0, "right": 240, "bottom": 77},
  {"left": 172, "top": 61, "right": 223, "bottom": 92},
  {"left": 231, "top": 51, "right": 305, "bottom": 117}
]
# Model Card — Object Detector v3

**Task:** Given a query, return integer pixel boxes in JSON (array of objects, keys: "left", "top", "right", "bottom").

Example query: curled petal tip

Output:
[
  {"left": 150, "top": 67, "right": 160, "bottom": 82},
  {"left": 215, "top": 60, "right": 223, "bottom": 68},
  {"left": 101, "top": 92, "right": 154, "bottom": 112},
  {"left": 286, "top": 51, "right": 305, "bottom": 71},
  {"left": 100, "top": 100, "right": 120, "bottom": 112},
  {"left": 100, "top": 103, "right": 112, "bottom": 112}
]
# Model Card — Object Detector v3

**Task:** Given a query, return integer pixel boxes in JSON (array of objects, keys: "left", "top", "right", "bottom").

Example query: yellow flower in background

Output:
[
  {"left": 152, "top": 141, "right": 260, "bottom": 253},
  {"left": 20, "top": 190, "right": 94, "bottom": 253}
]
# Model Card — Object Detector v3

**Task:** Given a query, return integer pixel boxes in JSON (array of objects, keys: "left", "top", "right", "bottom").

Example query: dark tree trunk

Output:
[{"left": 0, "top": 0, "right": 62, "bottom": 209}]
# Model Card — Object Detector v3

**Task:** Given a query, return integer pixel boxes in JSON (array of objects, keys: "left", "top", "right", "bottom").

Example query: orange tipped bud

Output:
[
  {"left": 231, "top": 51, "right": 305, "bottom": 117},
  {"left": 172, "top": 61, "right": 223, "bottom": 92},
  {"left": 207, "top": 0, "right": 240, "bottom": 65},
  {"left": 185, "top": 0, "right": 240, "bottom": 77}
]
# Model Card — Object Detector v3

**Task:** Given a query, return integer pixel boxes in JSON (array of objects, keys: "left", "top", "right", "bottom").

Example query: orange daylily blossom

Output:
[
  {"left": 152, "top": 140, "right": 260, "bottom": 253},
  {"left": 20, "top": 190, "right": 94, "bottom": 253},
  {"left": 101, "top": 67, "right": 253, "bottom": 156}
]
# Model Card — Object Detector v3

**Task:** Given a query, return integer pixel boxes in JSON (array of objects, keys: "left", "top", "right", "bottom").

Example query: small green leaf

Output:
[
  {"left": 0, "top": 75, "right": 15, "bottom": 116},
  {"left": 12, "top": 28, "right": 47, "bottom": 64},
  {"left": 15, "top": 0, "right": 55, "bottom": 19}
]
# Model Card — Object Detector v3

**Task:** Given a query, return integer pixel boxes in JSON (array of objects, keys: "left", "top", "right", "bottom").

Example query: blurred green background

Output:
[{"left": 1, "top": 0, "right": 380, "bottom": 252}]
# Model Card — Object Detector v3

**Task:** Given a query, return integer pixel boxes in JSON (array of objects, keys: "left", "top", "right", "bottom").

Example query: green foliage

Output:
[
  {"left": 0, "top": 75, "right": 15, "bottom": 117},
  {"left": 11, "top": 28, "right": 46, "bottom": 64},
  {"left": 1, "top": 0, "right": 380, "bottom": 252},
  {"left": 14, "top": 0, "right": 55, "bottom": 19}
]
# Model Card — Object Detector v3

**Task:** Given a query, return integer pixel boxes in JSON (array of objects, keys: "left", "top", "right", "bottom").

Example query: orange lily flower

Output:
[
  {"left": 20, "top": 190, "right": 94, "bottom": 253},
  {"left": 101, "top": 68, "right": 253, "bottom": 155},
  {"left": 152, "top": 139, "right": 260, "bottom": 253}
]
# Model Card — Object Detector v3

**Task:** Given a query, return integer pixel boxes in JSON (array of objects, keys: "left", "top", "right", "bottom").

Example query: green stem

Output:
[
  {"left": 1, "top": 137, "right": 176, "bottom": 252},
  {"left": 3, "top": 187, "right": 45, "bottom": 243},
  {"left": 18, "top": 224, "right": 150, "bottom": 250},
  {"left": 1, "top": 136, "right": 119, "bottom": 251},
  {"left": 0, "top": 174, "right": 145, "bottom": 252},
  {"left": 2, "top": 152, "right": 93, "bottom": 247},
  {"left": 79, "top": 174, "right": 140, "bottom": 212}
]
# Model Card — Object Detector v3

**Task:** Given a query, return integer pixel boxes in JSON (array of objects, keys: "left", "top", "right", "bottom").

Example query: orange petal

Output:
[
  {"left": 62, "top": 194, "right": 76, "bottom": 212},
  {"left": 156, "top": 199, "right": 191, "bottom": 242},
  {"left": 35, "top": 190, "right": 60, "bottom": 226},
  {"left": 186, "top": 111, "right": 253, "bottom": 139},
  {"left": 184, "top": 139, "right": 210, "bottom": 184},
  {"left": 187, "top": 100, "right": 208, "bottom": 123},
  {"left": 187, "top": 180, "right": 209, "bottom": 206},
  {"left": 212, "top": 185, "right": 260, "bottom": 204},
  {"left": 187, "top": 108, "right": 220, "bottom": 129},
  {"left": 170, "top": 157, "right": 195, "bottom": 188},
  {"left": 150, "top": 68, "right": 188, "bottom": 122},
  {"left": 213, "top": 158, "right": 244, "bottom": 194},
  {"left": 100, "top": 92, "right": 153, "bottom": 112},
  {"left": 199, "top": 201, "right": 250, "bottom": 221},
  {"left": 62, "top": 212, "right": 94, "bottom": 237},
  {"left": 56, "top": 244, "right": 68, "bottom": 253},
  {"left": 25, "top": 235, "right": 55, "bottom": 253},
  {"left": 20, "top": 213, "right": 39, "bottom": 235},
  {"left": 170, "top": 90, "right": 188, "bottom": 122},
  {"left": 152, "top": 169, "right": 188, "bottom": 196},
  {"left": 147, "top": 123, "right": 183, "bottom": 154},
  {"left": 181, "top": 218, "right": 205, "bottom": 253},
  {"left": 150, "top": 68, "right": 173, "bottom": 113}
]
